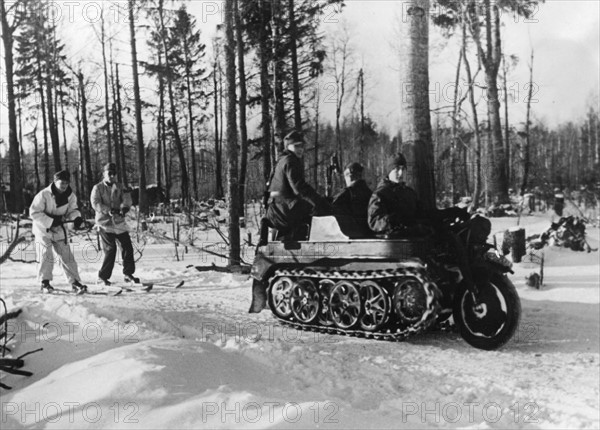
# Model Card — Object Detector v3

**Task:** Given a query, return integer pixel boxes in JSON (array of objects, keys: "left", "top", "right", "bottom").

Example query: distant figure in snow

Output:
[{"left": 553, "top": 188, "right": 565, "bottom": 218}]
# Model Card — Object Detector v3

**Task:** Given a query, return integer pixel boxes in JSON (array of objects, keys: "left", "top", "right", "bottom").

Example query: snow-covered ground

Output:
[{"left": 1, "top": 210, "right": 598, "bottom": 429}]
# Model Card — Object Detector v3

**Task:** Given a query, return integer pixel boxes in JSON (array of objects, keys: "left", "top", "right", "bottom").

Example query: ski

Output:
[
  {"left": 121, "top": 280, "right": 185, "bottom": 290},
  {"left": 42, "top": 288, "right": 109, "bottom": 296},
  {"left": 146, "top": 280, "right": 185, "bottom": 289},
  {"left": 105, "top": 280, "right": 184, "bottom": 295},
  {"left": 42, "top": 280, "right": 184, "bottom": 296},
  {"left": 96, "top": 282, "right": 153, "bottom": 295}
]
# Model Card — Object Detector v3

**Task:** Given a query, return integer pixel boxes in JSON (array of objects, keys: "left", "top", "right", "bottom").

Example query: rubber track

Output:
[{"left": 268, "top": 266, "right": 442, "bottom": 341}]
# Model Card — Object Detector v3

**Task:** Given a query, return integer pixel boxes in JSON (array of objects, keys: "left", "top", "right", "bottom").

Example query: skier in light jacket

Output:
[
  {"left": 30, "top": 170, "right": 87, "bottom": 293},
  {"left": 91, "top": 162, "right": 138, "bottom": 286}
]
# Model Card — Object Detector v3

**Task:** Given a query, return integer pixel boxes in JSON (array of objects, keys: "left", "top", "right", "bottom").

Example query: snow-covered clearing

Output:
[{"left": 1, "top": 211, "right": 598, "bottom": 429}]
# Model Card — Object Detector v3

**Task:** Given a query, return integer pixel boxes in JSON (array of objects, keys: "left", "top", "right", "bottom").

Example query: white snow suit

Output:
[{"left": 29, "top": 184, "right": 82, "bottom": 283}]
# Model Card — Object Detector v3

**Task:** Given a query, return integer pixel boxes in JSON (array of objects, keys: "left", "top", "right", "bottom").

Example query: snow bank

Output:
[{"left": 1, "top": 213, "right": 598, "bottom": 429}]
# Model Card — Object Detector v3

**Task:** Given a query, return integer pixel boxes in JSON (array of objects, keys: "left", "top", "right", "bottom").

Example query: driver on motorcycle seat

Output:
[
  {"left": 368, "top": 153, "right": 427, "bottom": 237},
  {"left": 368, "top": 153, "right": 475, "bottom": 238}
]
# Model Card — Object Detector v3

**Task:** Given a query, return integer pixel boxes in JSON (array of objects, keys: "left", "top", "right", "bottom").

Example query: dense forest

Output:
[{"left": 1, "top": 1, "right": 598, "bottom": 219}]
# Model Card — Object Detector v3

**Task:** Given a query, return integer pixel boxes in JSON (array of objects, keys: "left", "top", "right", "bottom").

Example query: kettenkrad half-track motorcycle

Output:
[{"left": 249, "top": 214, "right": 521, "bottom": 350}]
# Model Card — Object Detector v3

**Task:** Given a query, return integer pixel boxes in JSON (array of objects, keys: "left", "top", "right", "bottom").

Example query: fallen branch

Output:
[
  {"left": 18, "top": 348, "right": 43, "bottom": 360},
  {"left": 0, "top": 309, "right": 22, "bottom": 326},
  {"left": 0, "top": 298, "right": 42, "bottom": 389},
  {"left": 194, "top": 263, "right": 251, "bottom": 274},
  {"left": 0, "top": 235, "right": 26, "bottom": 265}
]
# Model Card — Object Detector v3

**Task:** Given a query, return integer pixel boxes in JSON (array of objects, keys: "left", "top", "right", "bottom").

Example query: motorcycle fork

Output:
[{"left": 449, "top": 232, "right": 480, "bottom": 298}]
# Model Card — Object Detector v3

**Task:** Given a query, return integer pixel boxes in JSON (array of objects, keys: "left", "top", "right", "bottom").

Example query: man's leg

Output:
[
  {"left": 35, "top": 236, "right": 54, "bottom": 282},
  {"left": 290, "top": 200, "right": 313, "bottom": 240},
  {"left": 98, "top": 230, "right": 117, "bottom": 280},
  {"left": 116, "top": 232, "right": 135, "bottom": 276},
  {"left": 53, "top": 241, "right": 80, "bottom": 284}
]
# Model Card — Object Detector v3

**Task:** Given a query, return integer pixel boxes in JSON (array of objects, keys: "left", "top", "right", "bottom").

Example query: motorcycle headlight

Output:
[{"left": 484, "top": 250, "right": 513, "bottom": 270}]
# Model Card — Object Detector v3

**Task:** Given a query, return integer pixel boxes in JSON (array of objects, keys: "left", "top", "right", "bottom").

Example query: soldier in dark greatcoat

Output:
[
  {"left": 368, "top": 153, "right": 422, "bottom": 236},
  {"left": 266, "top": 131, "right": 330, "bottom": 240},
  {"left": 332, "top": 162, "right": 372, "bottom": 236}
]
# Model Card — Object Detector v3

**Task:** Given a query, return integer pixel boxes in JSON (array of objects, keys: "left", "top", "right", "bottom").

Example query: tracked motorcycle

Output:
[{"left": 249, "top": 213, "right": 520, "bottom": 350}]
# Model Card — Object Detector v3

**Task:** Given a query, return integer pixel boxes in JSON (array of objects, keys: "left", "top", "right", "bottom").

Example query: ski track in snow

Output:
[{"left": 0, "top": 213, "right": 598, "bottom": 429}]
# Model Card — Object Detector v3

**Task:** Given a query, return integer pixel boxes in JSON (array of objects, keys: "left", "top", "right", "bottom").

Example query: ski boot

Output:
[
  {"left": 41, "top": 280, "right": 54, "bottom": 294},
  {"left": 97, "top": 277, "right": 112, "bottom": 287},
  {"left": 124, "top": 274, "right": 140, "bottom": 284},
  {"left": 71, "top": 280, "right": 88, "bottom": 295}
]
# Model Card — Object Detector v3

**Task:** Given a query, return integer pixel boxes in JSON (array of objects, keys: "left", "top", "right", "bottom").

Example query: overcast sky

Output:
[{"left": 1, "top": 0, "right": 598, "bottom": 150}]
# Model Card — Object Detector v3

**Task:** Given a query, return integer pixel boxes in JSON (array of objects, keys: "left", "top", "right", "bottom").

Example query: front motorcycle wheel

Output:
[{"left": 453, "top": 273, "right": 521, "bottom": 350}]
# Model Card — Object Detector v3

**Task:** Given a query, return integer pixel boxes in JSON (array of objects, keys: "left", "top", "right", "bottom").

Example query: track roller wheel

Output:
[
  {"left": 290, "top": 279, "right": 320, "bottom": 323},
  {"left": 318, "top": 280, "right": 335, "bottom": 326},
  {"left": 269, "top": 277, "right": 294, "bottom": 318},
  {"left": 393, "top": 277, "right": 428, "bottom": 325},
  {"left": 330, "top": 281, "right": 361, "bottom": 329},
  {"left": 359, "top": 280, "right": 390, "bottom": 331}
]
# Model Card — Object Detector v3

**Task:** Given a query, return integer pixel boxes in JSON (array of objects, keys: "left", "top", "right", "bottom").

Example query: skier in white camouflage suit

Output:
[{"left": 29, "top": 170, "right": 87, "bottom": 293}]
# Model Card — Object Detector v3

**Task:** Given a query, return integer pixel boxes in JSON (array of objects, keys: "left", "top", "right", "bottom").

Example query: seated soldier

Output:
[
  {"left": 266, "top": 131, "right": 331, "bottom": 240},
  {"left": 368, "top": 153, "right": 422, "bottom": 236},
  {"left": 369, "top": 153, "right": 476, "bottom": 239},
  {"left": 332, "top": 162, "right": 372, "bottom": 237}
]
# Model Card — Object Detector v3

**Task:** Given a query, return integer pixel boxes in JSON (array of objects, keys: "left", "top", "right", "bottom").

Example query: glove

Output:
[
  {"left": 438, "top": 207, "right": 469, "bottom": 223},
  {"left": 51, "top": 216, "right": 63, "bottom": 228},
  {"left": 121, "top": 207, "right": 130, "bottom": 216},
  {"left": 74, "top": 217, "right": 84, "bottom": 229},
  {"left": 110, "top": 208, "right": 121, "bottom": 216}
]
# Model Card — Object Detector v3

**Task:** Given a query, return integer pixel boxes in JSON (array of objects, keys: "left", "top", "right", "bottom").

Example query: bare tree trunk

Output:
[
  {"left": 162, "top": 126, "right": 170, "bottom": 200},
  {"left": 77, "top": 70, "right": 93, "bottom": 197},
  {"left": 100, "top": 7, "right": 112, "bottom": 162},
  {"left": 111, "top": 102, "right": 121, "bottom": 179},
  {"left": 502, "top": 53, "right": 510, "bottom": 186},
  {"left": 258, "top": 0, "right": 271, "bottom": 182},
  {"left": 333, "top": 35, "right": 348, "bottom": 169},
  {"left": 520, "top": 49, "right": 534, "bottom": 194},
  {"left": 74, "top": 94, "right": 83, "bottom": 196},
  {"left": 313, "top": 84, "right": 320, "bottom": 188},
  {"left": 213, "top": 53, "right": 224, "bottom": 198},
  {"left": 0, "top": 0, "right": 24, "bottom": 212},
  {"left": 470, "top": 0, "right": 509, "bottom": 204},
  {"left": 36, "top": 55, "right": 50, "bottom": 184},
  {"left": 115, "top": 64, "right": 128, "bottom": 187},
  {"left": 272, "top": 0, "right": 286, "bottom": 148},
  {"left": 235, "top": 0, "right": 249, "bottom": 205},
  {"left": 128, "top": 0, "right": 147, "bottom": 212},
  {"left": 224, "top": 0, "right": 240, "bottom": 266},
  {"left": 451, "top": 49, "right": 463, "bottom": 204},
  {"left": 288, "top": 0, "right": 302, "bottom": 131},
  {"left": 32, "top": 126, "right": 41, "bottom": 192},
  {"left": 156, "top": 55, "right": 165, "bottom": 189},
  {"left": 158, "top": 1, "right": 190, "bottom": 206},
  {"left": 109, "top": 39, "right": 121, "bottom": 181},
  {"left": 398, "top": 0, "right": 435, "bottom": 210},
  {"left": 46, "top": 78, "right": 61, "bottom": 171},
  {"left": 46, "top": 26, "right": 61, "bottom": 172},
  {"left": 17, "top": 94, "right": 26, "bottom": 184},
  {"left": 59, "top": 83, "right": 69, "bottom": 170},
  {"left": 358, "top": 68, "right": 365, "bottom": 160}
]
